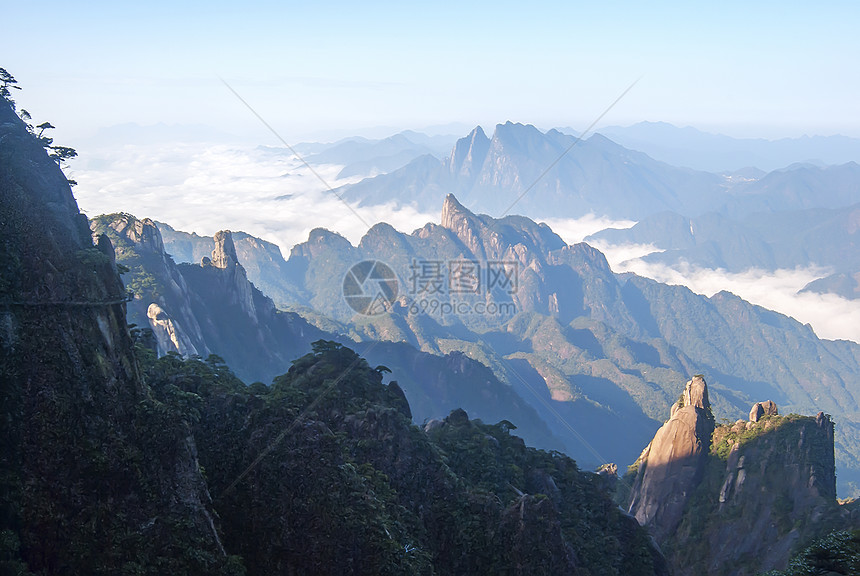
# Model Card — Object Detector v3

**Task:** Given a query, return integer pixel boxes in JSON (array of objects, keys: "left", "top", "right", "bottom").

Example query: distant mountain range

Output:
[
  {"left": 597, "top": 121, "right": 860, "bottom": 172},
  {"left": 586, "top": 203, "right": 860, "bottom": 299},
  {"left": 328, "top": 122, "right": 860, "bottom": 221},
  {"left": 290, "top": 130, "right": 458, "bottom": 179}
]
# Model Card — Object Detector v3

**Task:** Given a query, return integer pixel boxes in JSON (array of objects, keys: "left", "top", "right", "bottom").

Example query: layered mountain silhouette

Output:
[
  {"left": 337, "top": 122, "right": 726, "bottom": 219},
  {"left": 327, "top": 122, "right": 860, "bottom": 221},
  {"left": 587, "top": 202, "right": 860, "bottom": 298},
  {"left": 149, "top": 195, "right": 860, "bottom": 494},
  {"left": 92, "top": 213, "right": 564, "bottom": 452},
  {"left": 289, "top": 130, "right": 457, "bottom": 179},
  {"left": 2, "top": 92, "right": 675, "bottom": 574},
  {"left": 599, "top": 121, "right": 860, "bottom": 172}
]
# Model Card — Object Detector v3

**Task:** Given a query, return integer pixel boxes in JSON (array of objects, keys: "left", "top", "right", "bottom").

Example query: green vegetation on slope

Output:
[
  {"left": 762, "top": 529, "right": 860, "bottom": 576},
  {"left": 138, "top": 340, "right": 667, "bottom": 575}
]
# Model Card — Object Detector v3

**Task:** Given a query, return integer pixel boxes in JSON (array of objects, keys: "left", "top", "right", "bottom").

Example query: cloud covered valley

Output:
[{"left": 72, "top": 138, "right": 860, "bottom": 345}]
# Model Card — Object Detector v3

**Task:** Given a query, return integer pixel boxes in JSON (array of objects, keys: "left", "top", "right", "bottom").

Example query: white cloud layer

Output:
[
  {"left": 72, "top": 144, "right": 860, "bottom": 345},
  {"left": 605, "top": 254, "right": 860, "bottom": 345},
  {"left": 540, "top": 216, "right": 636, "bottom": 244},
  {"left": 73, "top": 141, "right": 437, "bottom": 254}
]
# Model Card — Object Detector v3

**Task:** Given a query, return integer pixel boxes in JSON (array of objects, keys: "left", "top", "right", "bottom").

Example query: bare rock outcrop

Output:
[
  {"left": 626, "top": 383, "right": 844, "bottom": 575},
  {"left": 210, "top": 229, "right": 238, "bottom": 269},
  {"left": 147, "top": 302, "right": 201, "bottom": 357},
  {"left": 448, "top": 126, "right": 490, "bottom": 181},
  {"left": 206, "top": 230, "right": 258, "bottom": 321},
  {"left": 749, "top": 400, "right": 779, "bottom": 422},
  {"left": 627, "top": 375, "right": 715, "bottom": 540}
]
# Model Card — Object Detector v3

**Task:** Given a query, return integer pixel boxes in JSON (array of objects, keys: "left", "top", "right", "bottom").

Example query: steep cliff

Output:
[
  {"left": 90, "top": 213, "right": 211, "bottom": 357},
  {"left": 0, "top": 94, "right": 238, "bottom": 573},
  {"left": 625, "top": 376, "right": 854, "bottom": 576}
]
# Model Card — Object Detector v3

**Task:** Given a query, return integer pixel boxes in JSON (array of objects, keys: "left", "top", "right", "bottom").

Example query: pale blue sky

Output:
[{"left": 3, "top": 1, "right": 859, "bottom": 143}]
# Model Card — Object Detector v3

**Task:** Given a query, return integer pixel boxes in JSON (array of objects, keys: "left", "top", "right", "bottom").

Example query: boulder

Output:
[{"left": 749, "top": 400, "right": 778, "bottom": 422}]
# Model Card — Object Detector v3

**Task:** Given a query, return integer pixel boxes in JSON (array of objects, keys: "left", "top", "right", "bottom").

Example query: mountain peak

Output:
[
  {"left": 104, "top": 213, "right": 165, "bottom": 255},
  {"left": 440, "top": 194, "right": 474, "bottom": 230},
  {"left": 449, "top": 125, "right": 490, "bottom": 179}
]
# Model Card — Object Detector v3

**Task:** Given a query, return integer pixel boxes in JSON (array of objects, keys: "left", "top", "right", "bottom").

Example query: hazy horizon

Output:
[{"left": 4, "top": 1, "right": 860, "bottom": 146}]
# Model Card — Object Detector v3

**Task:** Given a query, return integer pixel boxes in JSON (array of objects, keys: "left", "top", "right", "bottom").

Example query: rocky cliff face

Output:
[
  {"left": 206, "top": 230, "right": 258, "bottom": 321},
  {"left": 0, "top": 95, "right": 234, "bottom": 573},
  {"left": 625, "top": 376, "right": 852, "bottom": 576},
  {"left": 627, "top": 375, "right": 715, "bottom": 540},
  {"left": 94, "top": 215, "right": 323, "bottom": 383},
  {"left": 91, "top": 213, "right": 210, "bottom": 357},
  {"left": 448, "top": 125, "right": 490, "bottom": 181}
]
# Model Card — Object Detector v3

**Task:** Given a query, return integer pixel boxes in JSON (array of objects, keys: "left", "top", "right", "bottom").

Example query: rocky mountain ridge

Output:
[
  {"left": 248, "top": 193, "right": 860, "bottom": 493},
  {"left": 145, "top": 193, "right": 860, "bottom": 494},
  {"left": 93, "top": 212, "right": 566, "bottom": 452},
  {"left": 338, "top": 122, "right": 727, "bottom": 219},
  {"left": 330, "top": 122, "right": 860, "bottom": 221}
]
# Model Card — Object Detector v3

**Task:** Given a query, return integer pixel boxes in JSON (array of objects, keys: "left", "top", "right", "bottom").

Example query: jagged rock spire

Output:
[
  {"left": 211, "top": 230, "right": 238, "bottom": 269},
  {"left": 684, "top": 375, "right": 710, "bottom": 410},
  {"left": 628, "top": 375, "right": 715, "bottom": 540}
]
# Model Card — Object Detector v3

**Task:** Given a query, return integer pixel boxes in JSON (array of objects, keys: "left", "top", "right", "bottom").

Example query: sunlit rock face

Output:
[{"left": 627, "top": 375, "right": 715, "bottom": 540}]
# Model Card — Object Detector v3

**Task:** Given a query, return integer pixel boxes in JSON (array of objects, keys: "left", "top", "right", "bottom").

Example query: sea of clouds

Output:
[
  {"left": 73, "top": 140, "right": 436, "bottom": 251},
  {"left": 71, "top": 138, "right": 860, "bottom": 345}
]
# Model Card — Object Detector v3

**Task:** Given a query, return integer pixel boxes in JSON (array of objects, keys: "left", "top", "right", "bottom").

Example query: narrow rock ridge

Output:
[{"left": 627, "top": 375, "right": 715, "bottom": 540}]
